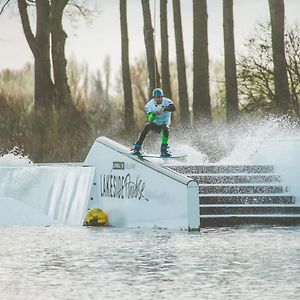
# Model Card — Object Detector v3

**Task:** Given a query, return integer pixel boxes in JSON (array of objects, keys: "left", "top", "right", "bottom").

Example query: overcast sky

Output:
[{"left": 0, "top": 0, "right": 299, "bottom": 76}]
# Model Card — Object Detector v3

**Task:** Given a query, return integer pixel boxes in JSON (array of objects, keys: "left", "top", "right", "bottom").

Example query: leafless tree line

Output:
[
  {"left": 121, "top": 0, "right": 292, "bottom": 125},
  {"left": 0, "top": 0, "right": 294, "bottom": 126}
]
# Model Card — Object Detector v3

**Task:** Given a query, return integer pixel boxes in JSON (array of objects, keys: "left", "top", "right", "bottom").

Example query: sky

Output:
[{"left": 0, "top": 0, "right": 299, "bottom": 76}]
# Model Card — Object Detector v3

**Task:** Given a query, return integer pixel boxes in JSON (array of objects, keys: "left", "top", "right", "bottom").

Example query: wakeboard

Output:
[{"left": 130, "top": 152, "right": 187, "bottom": 159}]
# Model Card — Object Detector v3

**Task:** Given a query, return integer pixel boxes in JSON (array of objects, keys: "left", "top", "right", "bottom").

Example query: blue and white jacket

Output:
[{"left": 145, "top": 97, "right": 174, "bottom": 125}]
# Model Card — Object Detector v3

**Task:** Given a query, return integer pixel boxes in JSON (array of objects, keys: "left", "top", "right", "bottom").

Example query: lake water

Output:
[{"left": 0, "top": 225, "right": 299, "bottom": 300}]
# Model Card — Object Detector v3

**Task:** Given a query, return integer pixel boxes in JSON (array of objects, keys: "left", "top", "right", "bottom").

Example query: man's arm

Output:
[
  {"left": 148, "top": 107, "right": 165, "bottom": 122},
  {"left": 163, "top": 103, "right": 176, "bottom": 112}
]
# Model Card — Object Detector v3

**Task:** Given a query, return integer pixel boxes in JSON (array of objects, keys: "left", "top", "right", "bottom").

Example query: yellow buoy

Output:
[{"left": 83, "top": 208, "right": 108, "bottom": 226}]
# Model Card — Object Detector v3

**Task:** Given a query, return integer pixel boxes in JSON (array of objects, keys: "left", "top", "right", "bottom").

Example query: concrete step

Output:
[
  {"left": 200, "top": 215, "right": 300, "bottom": 227},
  {"left": 169, "top": 165, "right": 275, "bottom": 174},
  {"left": 199, "top": 195, "right": 295, "bottom": 205},
  {"left": 188, "top": 174, "right": 281, "bottom": 184},
  {"left": 200, "top": 205, "right": 300, "bottom": 215},
  {"left": 169, "top": 163, "right": 299, "bottom": 227},
  {"left": 199, "top": 184, "right": 288, "bottom": 194}
]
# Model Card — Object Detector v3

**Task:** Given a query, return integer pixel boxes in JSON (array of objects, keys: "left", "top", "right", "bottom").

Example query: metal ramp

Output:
[
  {"left": 84, "top": 137, "right": 200, "bottom": 230},
  {"left": 168, "top": 164, "right": 300, "bottom": 227}
]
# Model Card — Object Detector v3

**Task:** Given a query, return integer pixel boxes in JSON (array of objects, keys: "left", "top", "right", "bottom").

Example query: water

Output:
[{"left": 0, "top": 225, "right": 300, "bottom": 300}]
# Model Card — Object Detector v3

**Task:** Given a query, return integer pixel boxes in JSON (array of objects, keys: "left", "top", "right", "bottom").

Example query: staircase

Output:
[{"left": 168, "top": 164, "right": 300, "bottom": 227}]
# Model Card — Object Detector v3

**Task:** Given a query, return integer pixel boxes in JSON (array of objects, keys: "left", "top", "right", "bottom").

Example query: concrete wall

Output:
[{"left": 0, "top": 166, "right": 95, "bottom": 225}]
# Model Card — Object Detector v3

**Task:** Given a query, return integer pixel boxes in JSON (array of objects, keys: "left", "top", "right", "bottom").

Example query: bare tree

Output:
[
  {"left": 120, "top": 0, "right": 134, "bottom": 132},
  {"left": 18, "top": 0, "right": 55, "bottom": 108},
  {"left": 2, "top": 0, "right": 90, "bottom": 108},
  {"left": 130, "top": 55, "right": 148, "bottom": 108},
  {"left": 173, "top": 0, "right": 190, "bottom": 123},
  {"left": 223, "top": 0, "right": 239, "bottom": 121},
  {"left": 51, "top": 0, "right": 72, "bottom": 107},
  {"left": 237, "top": 23, "right": 300, "bottom": 116},
  {"left": 103, "top": 55, "right": 111, "bottom": 103},
  {"left": 160, "top": 0, "right": 172, "bottom": 98},
  {"left": 193, "top": 0, "right": 212, "bottom": 122},
  {"left": 268, "top": 0, "right": 291, "bottom": 113},
  {"left": 141, "top": 0, "right": 160, "bottom": 96}
]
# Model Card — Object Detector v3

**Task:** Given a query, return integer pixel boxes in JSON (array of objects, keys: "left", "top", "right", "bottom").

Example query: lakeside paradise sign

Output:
[{"left": 83, "top": 137, "right": 200, "bottom": 230}]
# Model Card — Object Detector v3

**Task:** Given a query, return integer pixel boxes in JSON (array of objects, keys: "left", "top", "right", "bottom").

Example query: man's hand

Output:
[
  {"left": 163, "top": 104, "right": 176, "bottom": 112},
  {"left": 148, "top": 112, "right": 156, "bottom": 122},
  {"left": 148, "top": 107, "right": 164, "bottom": 122}
]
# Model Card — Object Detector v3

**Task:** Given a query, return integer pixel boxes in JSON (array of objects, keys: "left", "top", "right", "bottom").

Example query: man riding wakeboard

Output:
[{"left": 131, "top": 88, "right": 176, "bottom": 157}]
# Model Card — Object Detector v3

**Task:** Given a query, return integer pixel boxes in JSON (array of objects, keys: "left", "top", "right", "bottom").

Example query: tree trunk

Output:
[
  {"left": 18, "top": 0, "right": 55, "bottom": 108},
  {"left": 120, "top": 0, "right": 134, "bottom": 132},
  {"left": 193, "top": 0, "right": 212, "bottom": 122},
  {"left": 173, "top": 0, "right": 190, "bottom": 123},
  {"left": 223, "top": 0, "right": 239, "bottom": 122},
  {"left": 51, "top": 0, "right": 72, "bottom": 107},
  {"left": 160, "top": 0, "right": 172, "bottom": 99},
  {"left": 268, "top": 0, "right": 291, "bottom": 114},
  {"left": 103, "top": 55, "right": 111, "bottom": 103},
  {"left": 141, "top": 0, "right": 160, "bottom": 96}
]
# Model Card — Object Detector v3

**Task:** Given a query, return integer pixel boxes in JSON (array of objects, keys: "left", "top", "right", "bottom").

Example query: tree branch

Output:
[
  {"left": 0, "top": 0, "right": 12, "bottom": 15},
  {"left": 67, "top": 0, "right": 91, "bottom": 17},
  {"left": 18, "top": 0, "right": 37, "bottom": 55}
]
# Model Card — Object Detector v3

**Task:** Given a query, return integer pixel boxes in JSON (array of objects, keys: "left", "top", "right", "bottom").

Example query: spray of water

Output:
[
  {"left": 170, "top": 115, "right": 300, "bottom": 165},
  {"left": 0, "top": 146, "right": 33, "bottom": 167},
  {"left": 1, "top": 116, "right": 299, "bottom": 166}
]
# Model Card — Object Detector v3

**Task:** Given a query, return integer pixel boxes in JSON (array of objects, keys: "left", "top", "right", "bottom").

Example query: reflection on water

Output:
[{"left": 0, "top": 225, "right": 300, "bottom": 300}]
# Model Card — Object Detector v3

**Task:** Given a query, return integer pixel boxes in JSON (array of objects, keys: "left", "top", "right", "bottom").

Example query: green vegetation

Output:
[{"left": 0, "top": 62, "right": 125, "bottom": 162}]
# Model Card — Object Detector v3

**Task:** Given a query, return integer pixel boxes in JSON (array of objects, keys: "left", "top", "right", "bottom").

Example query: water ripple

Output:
[{"left": 0, "top": 226, "right": 299, "bottom": 299}]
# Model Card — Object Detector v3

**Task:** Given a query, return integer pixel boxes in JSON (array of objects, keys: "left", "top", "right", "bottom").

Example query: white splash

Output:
[
  {"left": 0, "top": 147, "right": 33, "bottom": 167},
  {"left": 219, "top": 116, "right": 300, "bottom": 164},
  {"left": 170, "top": 116, "right": 300, "bottom": 165},
  {"left": 174, "top": 143, "right": 209, "bottom": 164}
]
